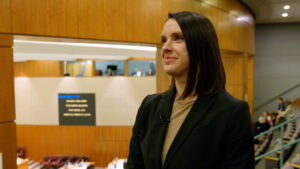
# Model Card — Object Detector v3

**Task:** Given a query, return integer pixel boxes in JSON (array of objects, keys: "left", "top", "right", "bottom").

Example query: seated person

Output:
[
  {"left": 145, "top": 68, "right": 154, "bottom": 76},
  {"left": 275, "top": 101, "right": 294, "bottom": 125},
  {"left": 95, "top": 69, "right": 103, "bottom": 76},
  {"left": 277, "top": 101, "right": 295, "bottom": 120},
  {"left": 262, "top": 111, "right": 273, "bottom": 126},
  {"left": 106, "top": 68, "right": 115, "bottom": 76},
  {"left": 254, "top": 116, "right": 271, "bottom": 136},
  {"left": 278, "top": 97, "right": 285, "bottom": 111}
]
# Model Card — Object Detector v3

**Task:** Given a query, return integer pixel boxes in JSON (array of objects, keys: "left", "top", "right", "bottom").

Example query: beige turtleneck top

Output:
[{"left": 161, "top": 96, "right": 196, "bottom": 166}]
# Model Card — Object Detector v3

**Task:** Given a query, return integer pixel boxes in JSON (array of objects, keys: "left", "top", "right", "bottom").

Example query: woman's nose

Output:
[{"left": 162, "top": 40, "right": 172, "bottom": 53}]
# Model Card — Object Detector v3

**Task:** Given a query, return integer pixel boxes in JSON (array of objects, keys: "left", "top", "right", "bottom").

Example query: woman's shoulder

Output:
[
  {"left": 139, "top": 93, "right": 165, "bottom": 110},
  {"left": 142, "top": 93, "right": 163, "bottom": 104},
  {"left": 212, "top": 90, "right": 249, "bottom": 113},
  {"left": 214, "top": 90, "right": 246, "bottom": 105}
]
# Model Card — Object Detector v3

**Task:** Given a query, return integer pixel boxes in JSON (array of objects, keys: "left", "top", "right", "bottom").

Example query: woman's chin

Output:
[
  {"left": 164, "top": 69, "right": 180, "bottom": 77},
  {"left": 164, "top": 68, "right": 175, "bottom": 75}
]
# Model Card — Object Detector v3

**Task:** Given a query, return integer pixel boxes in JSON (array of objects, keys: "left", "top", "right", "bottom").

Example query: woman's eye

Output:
[
  {"left": 161, "top": 38, "right": 166, "bottom": 44},
  {"left": 175, "top": 35, "right": 184, "bottom": 41}
]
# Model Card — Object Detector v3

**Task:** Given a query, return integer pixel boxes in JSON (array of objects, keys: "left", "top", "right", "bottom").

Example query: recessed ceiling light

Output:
[
  {"left": 282, "top": 13, "right": 288, "bottom": 17},
  {"left": 283, "top": 5, "right": 290, "bottom": 10}
]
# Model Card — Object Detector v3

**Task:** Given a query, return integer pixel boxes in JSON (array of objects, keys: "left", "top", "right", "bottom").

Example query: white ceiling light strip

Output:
[{"left": 14, "top": 40, "right": 157, "bottom": 52}]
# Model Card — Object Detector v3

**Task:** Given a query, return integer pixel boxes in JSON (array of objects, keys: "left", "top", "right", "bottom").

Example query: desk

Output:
[
  {"left": 59, "top": 162, "right": 94, "bottom": 169},
  {"left": 106, "top": 159, "right": 126, "bottom": 169}
]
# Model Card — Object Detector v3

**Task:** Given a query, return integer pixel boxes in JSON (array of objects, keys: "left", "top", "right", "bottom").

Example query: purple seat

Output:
[
  {"left": 58, "top": 156, "right": 69, "bottom": 167},
  {"left": 70, "top": 156, "right": 79, "bottom": 163},
  {"left": 292, "top": 156, "right": 300, "bottom": 165},
  {"left": 41, "top": 155, "right": 52, "bottom": 168},
  {"left": 81, "top": 156, "right": 89, "bottom": 162},
  {"left": 50, "top": 155, "right": 61, "bottom": 167}
]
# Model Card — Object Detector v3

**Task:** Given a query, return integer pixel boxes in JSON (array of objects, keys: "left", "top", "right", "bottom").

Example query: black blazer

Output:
[{"left": 126, "top": 89, "right": 254, "bottom": 169}]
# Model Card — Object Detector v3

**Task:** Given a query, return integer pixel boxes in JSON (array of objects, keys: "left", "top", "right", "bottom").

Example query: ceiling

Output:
[
  {"left": 241, "top": 0, "right": 300, "bottom": 23},
  {"left": 13, "top": 35, "right": 157, "bottom": 62}
]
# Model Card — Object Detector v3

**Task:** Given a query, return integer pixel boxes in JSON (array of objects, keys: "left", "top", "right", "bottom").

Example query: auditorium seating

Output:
[
  {"left": 58, "top": 156, "right": 69, "bottom": 167},
  {"left": 281, "top": 154, "right": 300, "bottom": 169},
  {"left": 39, "top": 155, "right": 91, "bottom": 169},
  {"left": 265, "top": 109, "right": 300, "bottom": 169},
  {"left": 255, "top": 130, "right": 273, "bottom": 160}
]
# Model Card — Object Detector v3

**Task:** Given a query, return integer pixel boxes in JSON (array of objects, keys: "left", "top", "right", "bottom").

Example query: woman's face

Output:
[{"left": 160, "top": 19, "right": 189, "bottom": 78}]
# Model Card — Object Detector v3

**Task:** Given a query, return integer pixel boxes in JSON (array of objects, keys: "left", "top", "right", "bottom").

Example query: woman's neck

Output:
[{"left": 174, "top": 75, "right": 197, "bottom": 101}]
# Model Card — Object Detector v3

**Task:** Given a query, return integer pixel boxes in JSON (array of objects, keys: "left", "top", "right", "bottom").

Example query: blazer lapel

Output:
[
  {"left": 154, "top": 88, "right": 176, "bottom": 168},
  {"left": 163, "top": 94, "right": 215, "bottom": 169},
  {"left": 141, "top": 88, "right": 176, "bottom": 169}
]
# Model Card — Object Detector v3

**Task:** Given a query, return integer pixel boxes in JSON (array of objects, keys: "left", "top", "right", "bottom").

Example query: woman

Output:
[{"left": 126, "top": 11, "right": 254, "bottom": 169}]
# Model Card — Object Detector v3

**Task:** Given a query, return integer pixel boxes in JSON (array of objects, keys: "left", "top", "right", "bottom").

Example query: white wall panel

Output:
[{"left": 15, "top": 77, "right": 156, "bottom": 126}]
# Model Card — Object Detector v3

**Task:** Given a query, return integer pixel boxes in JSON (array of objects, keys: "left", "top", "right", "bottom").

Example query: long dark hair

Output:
[{"left": 166, "top": 11, "right": 226, "bottom": 98}]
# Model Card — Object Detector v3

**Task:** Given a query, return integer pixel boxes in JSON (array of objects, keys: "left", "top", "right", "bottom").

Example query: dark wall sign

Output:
[{"left": 58, "top": 93, "right": 95, "bottom": 125}]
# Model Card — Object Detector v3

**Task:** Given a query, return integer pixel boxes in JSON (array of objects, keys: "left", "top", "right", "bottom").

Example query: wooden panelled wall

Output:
[
  {"left": 0, "top": 0, "right": 254, "bottom": 51},
  {"left": 0, "top": 34, "right": 17, "bottom": 169},
  {"left": 0, "top": 0, "right": 255, "bottom": 168},
  {"left": 14, "top": 61, "right": 64, "bottom": 77},
  {"left": 16, "top": 125, "right": 132, "bottom": 167}
]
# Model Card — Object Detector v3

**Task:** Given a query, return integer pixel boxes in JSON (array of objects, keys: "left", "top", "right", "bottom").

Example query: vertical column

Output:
[
  {"left": 0, "top": 34, "right": 17, "bottom": 169},
  {"left": 91, "top": 60, "right": 95, "bottom": 76},
  {"left": 124, "top": 59, "right": 129, "bottom": 76},
  {"left": 247, "top": 54, "right": 254, "bottom": 121}
]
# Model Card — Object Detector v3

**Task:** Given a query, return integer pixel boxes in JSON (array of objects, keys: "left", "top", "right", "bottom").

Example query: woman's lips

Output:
[{"left": 164, "top": 56, "right": 177, "bottom": 63}]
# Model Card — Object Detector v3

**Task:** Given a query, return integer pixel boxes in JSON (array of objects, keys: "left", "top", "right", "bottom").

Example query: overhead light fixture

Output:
[
  {"left": 236, "top": 16, "right": 250, "bottom": 22},
  {"left": 13, "top": 40, "right": 157, "bottom": 52},
  {"left": 283, "top": 5, "right": 290, "bottom": 10},
  {"left": 282, "top": 13, "right": 288, "bottom": 17}
]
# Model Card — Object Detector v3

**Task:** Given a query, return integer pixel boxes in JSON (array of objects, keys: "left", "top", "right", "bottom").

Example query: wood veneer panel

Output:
[
  {"left": 0, "top": 122, "right": 17, "bottom": 169},
  {"left": 78, "top": 0, "right": 126, "bottom": 41},
  {"left": 0, "top": 47, "right": 15, "bottom": 122},
  {"left": 14, "top": 61, "right": 63, "bottom": 77},
  {"left": 11, "top": 0, "right": 78, "bottom": 37},
  {"left": 16, "top": 125, "right": 132, "bottom": 167},
  {"left": 222, "top": 53, "right": 245, "bottom": 85},
  {"left": 0, "top": 34, "right": 13, "bottom": 47},
  {"left": 226, "top": 84, "right": 244, "bottom": 100},
  {"left": 200, "top": 0, "right": 254, "bottom": 24},
  {"left": 126, "top": 0, "right": 162, "bottom": 43},
  {"left": 222, "top": 52, "right": 246, "bottom": 100},
  {"left": 247, "top": 55, "right": 254, "bottom": 118},
  {"left": 0, "top": 0, "right": 11, "bottom": 33},
  {"left": 163, "top": 0, "right": 194, "bottom": 13}
]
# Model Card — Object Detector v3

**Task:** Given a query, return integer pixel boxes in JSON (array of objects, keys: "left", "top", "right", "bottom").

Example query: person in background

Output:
[
  {"left": 254, "top": 116, "right": 271, "bottom": 136},
  {"left": 126, "top": 11, "right": 254, "bottom": 169},
  {"left": 276, "top": 100, "right": 295, "bottom": 123},
  {"left": 64, "top": 72, "right": 70, "bottom": 76},
  {"left": 278, "top": 97, "right": 285, "bottom": 111},
  {"left": 269, "top": 112, "right": 277, "bottom": 126},
  {"left": 106, "top": 68, "right": 115, "bottom": 76},
  {"left": 131, "top": 68, "right": 142, "bottom": 76},
  {"left": 95, "top": 69, "right": 103, "bottom": 76},
  {"left": 262, "top": 111, "right": 273, "bottom": 126},
  {"left": 145, "top": 68, "right": 154, "bottom": 76}
]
